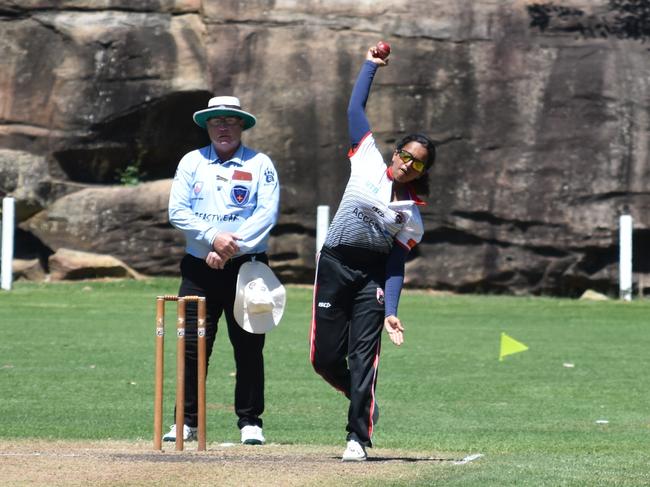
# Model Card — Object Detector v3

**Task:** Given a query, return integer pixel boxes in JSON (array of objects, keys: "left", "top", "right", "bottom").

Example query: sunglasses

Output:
[
  {"left": 207, "top": 116, "right": 242, "bottom": 127},
  {"left": 396, "top": 150, "right": 426, "bottom": 172}
]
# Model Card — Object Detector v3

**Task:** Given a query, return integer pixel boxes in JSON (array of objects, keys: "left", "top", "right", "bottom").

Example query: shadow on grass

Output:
[
  {"left": 112, "top": 453, "right": 478, "bottom": 464},
  {"left": 367, "top": 456, "right": 455, "bottom": 462}
]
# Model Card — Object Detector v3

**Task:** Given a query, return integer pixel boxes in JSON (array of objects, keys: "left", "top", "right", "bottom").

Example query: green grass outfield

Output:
[{"left": 1, "top": 279, "right": 650, "bottom": 485}]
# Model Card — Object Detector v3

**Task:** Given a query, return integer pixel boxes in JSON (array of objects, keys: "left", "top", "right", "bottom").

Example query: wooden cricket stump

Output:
[{"left": 153, "top": 295, "right": 207, "bottom": 451}]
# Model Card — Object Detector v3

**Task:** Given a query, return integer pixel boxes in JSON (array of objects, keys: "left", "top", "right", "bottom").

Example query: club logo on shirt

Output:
[
  {"left": 231, "top": 185, "right": 250, "bottom": 205},
  {"left": 264, "top": 168, "right": 275, "bottom": 183},
  {"left": 193, "top": 181, "right": 203, "bottom": 195},
  {"left": 395, "top": 212, "right": 404, "bottom": 224},
  {"left": 376, "top": 288, "right": 385, "bottom": 305}
]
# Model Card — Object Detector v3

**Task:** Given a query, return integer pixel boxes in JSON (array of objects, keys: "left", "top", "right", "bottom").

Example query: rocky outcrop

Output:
[
  {"left": 13, "top": 258, "right": 46, "bottom": 282},
  {"left": 2, "top": 0, "right": 650, "bottom": 296},
  {"left": 23, "top": 180, "right": 184, "bottom": 275},
  {"left": 47, "top": 248, "right": 142, "bottom": 281}
]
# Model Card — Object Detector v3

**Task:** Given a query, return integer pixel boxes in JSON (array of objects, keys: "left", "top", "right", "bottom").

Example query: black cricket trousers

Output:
[
  {"left": 176, "top": 253, "right": 267, "bottom": 430},
  {"left": 310, "top": 246, "right": 386, "bottom": 447}
]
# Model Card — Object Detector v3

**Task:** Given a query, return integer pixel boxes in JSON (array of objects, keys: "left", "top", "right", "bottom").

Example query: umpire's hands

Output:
[
  {"left": 384, "top": 315, "right": 404, "bottom": 346},
  {"left": 205, "top": 251, "right": 226, "bottom": 270},
  {"left": 212, "top": 232, "right": 241, "bottom": 259}
]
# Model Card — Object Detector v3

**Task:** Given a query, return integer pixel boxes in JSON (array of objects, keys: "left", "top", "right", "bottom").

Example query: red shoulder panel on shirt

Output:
[{"left": 347, "top": 131, "right": 372, "bottom": 158}]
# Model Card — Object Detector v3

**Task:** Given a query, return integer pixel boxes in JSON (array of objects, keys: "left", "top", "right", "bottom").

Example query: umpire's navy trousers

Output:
[{"left": 176, "top": 253, "right": 267, "bottom": 430}]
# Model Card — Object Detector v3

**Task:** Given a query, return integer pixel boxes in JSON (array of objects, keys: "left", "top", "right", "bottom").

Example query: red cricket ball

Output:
[{"left": 375, "top": 41, "right": 391, "bottom": 59}]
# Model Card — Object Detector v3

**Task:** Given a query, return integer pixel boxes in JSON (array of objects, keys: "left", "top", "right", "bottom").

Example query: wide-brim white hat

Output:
[
  {"left": 233, "top": 261, "right": 286, "bottom": 334},
  {"left": 193, "top": 96, "right": 257, "bottom": 130}
]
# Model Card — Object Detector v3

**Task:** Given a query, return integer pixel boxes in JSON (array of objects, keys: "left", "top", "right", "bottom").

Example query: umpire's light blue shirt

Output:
[{"left": 168, "top": 143, "right": 280, "bottom": 259}]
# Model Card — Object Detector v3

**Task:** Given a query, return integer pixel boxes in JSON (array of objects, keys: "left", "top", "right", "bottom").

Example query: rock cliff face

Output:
[{"left": 1, "top": 0, "right": 649, "bottom": 296}]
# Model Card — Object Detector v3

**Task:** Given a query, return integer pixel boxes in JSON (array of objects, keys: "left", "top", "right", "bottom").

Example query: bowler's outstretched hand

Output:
[
  {"left": 384, "top": 315, "right": 404, "bottom": 346},
  {"left": 366, "top": 47, "right": 389, "bottom": 66}
]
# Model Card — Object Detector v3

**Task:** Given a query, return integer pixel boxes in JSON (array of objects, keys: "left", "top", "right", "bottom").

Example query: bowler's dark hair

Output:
[{"left": 395, "top": 133, "right": 437, "bottom": 195}]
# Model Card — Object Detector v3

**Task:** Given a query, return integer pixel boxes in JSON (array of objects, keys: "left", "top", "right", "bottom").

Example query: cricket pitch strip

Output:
[{"left": 0, "top": 439, "right": 481, "bottom": 486}]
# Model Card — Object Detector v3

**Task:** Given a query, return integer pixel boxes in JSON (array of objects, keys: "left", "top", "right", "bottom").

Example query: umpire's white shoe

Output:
[
  {"left": 342, "top": 439, "right": 367, "bottom": 462},
  {"left": 240, "top": 425, "right": 265, "bottom": 445},
  {"left": 162, "top": 424, "right": 197, "bottom": 442}
]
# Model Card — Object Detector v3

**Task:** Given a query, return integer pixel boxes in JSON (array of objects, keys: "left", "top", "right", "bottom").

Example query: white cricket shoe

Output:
[
  {"left": 240, "top": 425, "right": 265, "bottom": 445},
  {"left": 162, "top": 424, "right": 197, "bottom": 442},
  {"left": 342, "top": 439, "right": 367, "bottom": 462}
]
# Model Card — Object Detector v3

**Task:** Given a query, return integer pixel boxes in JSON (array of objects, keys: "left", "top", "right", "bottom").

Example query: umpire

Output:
[{"left": 166, "top": 95, "right": 280, "bottom": 445}]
